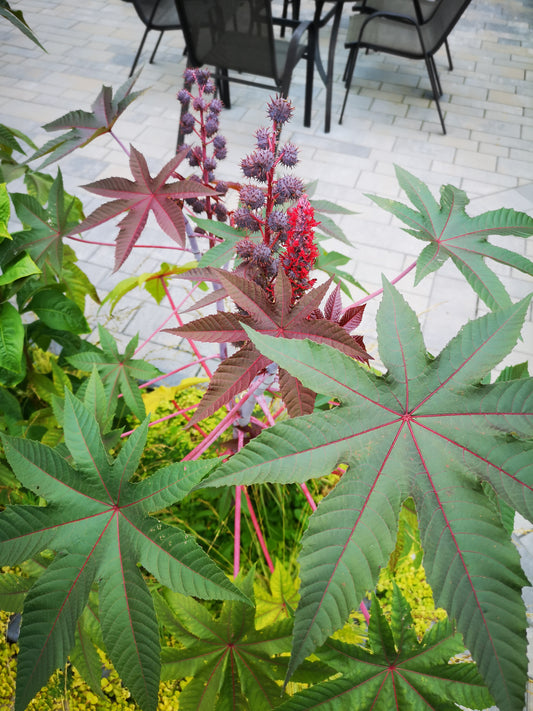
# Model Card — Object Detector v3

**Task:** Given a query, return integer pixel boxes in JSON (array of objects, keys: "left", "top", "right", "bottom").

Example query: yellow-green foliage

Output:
[
  {"left": 376, "top": 501, "right": 447, "bottom": 636},
  {"left": 134, "top": 380, "right": 227, "bottom": 475},
  {"left": 0, "top": 611, "right": 185, "bottom": 710}
]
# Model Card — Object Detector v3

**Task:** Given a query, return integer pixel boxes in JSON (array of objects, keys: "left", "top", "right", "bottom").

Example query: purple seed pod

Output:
[
  {"left": 279, "top": 142, "right": 298, "bottom": 167},
  {"left": 215, "top": 181, "right": 229, "bottom": 195},
  {"left": 273, "top": 175, "right": 304, "bottom": 204},
  {"left": 209, "top": 98, "right": 224, "bottom": 114},
  {"left": 235, "top": 238, "right": 256, "bottom": 260},
  {"left": 239, "top": 185, "right": 265, "bottom": 210},
  {"left": 186, "top": 146, "right": 202, "bottom": 168},
  {"left": 192, "top": 96, "right": 208, "bottom": 112},
  {"left": 196, "top": 68, "right": 211, "bottom": 86},
  {"left": 177, "top": 89, "right": 190, "bottom": 106},
  {"left": 240, "top": 149, "right": 275, "bottom": 182},
  {"left": 180, "top": 112, "right": 195, "bottom": 135},
  {"left": 255, "top": 127, "right": 271, "bottom": 150},
  {"left": 267, "top": 210, "right": 290, "bottom": 232},
  {"left": 215, "top": 202, "right": 228, "bottom": 221},
  {"left": 234, "top": 208, "right": 260, "bottom": 232},
  {"left": 205, "top": 113, "right": 219, "bottom": 137},
  {"left": 266, "top": 95, "right": 293, "bottom": 124},
  {"left": 204, "top": 156, "right": 217, "bottom": 172}
]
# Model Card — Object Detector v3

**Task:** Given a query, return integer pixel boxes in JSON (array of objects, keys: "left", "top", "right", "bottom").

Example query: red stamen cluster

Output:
[{"left": 282, "top": 196, "right": 319, "bottom": 302}]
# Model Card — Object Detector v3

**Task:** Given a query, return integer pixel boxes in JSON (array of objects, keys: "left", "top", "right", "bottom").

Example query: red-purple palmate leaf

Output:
[
  {"left": 166, "top": 269, "right": 369, "bottom": 422},
  {"left": 73, "top": 146, "right": 217, "bottom": 270},
  {"left": 199, "top": 280, "right": 533, "bottom": 711},
  {"left": 0, "top": 389, "right": 248, "bottom": 711}
]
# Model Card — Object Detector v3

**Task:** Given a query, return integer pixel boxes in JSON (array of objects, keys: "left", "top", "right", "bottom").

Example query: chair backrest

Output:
[
  {"left": 420, "top": 0, "right": 472, "bottom": 52},
  {"left": 132, "top": 0, "right": 181, "bottom": 30},
  {"left": 175, "top": 0, "right": 281, "bottom": 81}
]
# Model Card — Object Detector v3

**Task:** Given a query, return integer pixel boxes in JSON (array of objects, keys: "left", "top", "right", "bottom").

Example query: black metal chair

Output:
[
  {"left": 128, "top": 0, "right": 182, "bottom": 77},
  {"left": 174, "top": 0, "right": 314, "bottom": 131},
  {"left": 354, "top": 0, "right": 453, "bottom": 69},
  {"left": 340, "top": 0, "right": 472, "bottom": 134}
]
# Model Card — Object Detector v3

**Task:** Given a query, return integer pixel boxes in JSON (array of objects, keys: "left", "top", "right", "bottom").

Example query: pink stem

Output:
[
  {"left": 243, "top": 487, "right": 275, "bottom": 574},
  {"left": 256, "top": 395, "right": 275, "bottom": 427},
  {"left": 134, "top": 279, "right": 206, "bottom": 356},
  {"left": 341, "top": 259, "right": 417, "bottom": 313},
  {"left": 300, "top": 482, "right": 317, "bottom": 511},
  {"left": 137, "top": 356, "right": 216, "bottom": 390},
  {"left": 233, "top": 486, "right": 242, "bottom": 579},
  {"left": 68, "top": 235, "right": 187, "bottom": 251},
  {"left": 109, "top": 129, "right": 131, "bottom": 157},
  {"left": 162, "top": 279, "right": 213, "bottom": 379},
  {"left": 234, "top": 427, "right": 244, "bottom": 578},
  {"left": 182, "top": 371, "right": 270, "bottom": 461},
  {"left": 120, "top": 403, "right": 199, "bottom": 437}
]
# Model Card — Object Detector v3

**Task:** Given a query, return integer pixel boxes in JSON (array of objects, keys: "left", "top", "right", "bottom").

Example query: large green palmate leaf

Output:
[
  {"left": 0, "top": 389, "right": 248, "bottom": 711},
  {"left": 199, "top": 280, "right": 533, "bottom": 711},
  {"left": 159, "top": 569, "right": 331, "bottom": 710},
  {"left": 277, "top": 584, "right": 493, "bottom": 710},
  {"left": 367, "top": 166, "right": 533, "bottom": 310},
  {"left": 159, "top": 570, "right": 292, "bottom": 710}
]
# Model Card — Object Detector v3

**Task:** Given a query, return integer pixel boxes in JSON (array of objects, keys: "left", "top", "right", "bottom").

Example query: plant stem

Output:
[
  {"left": 182, "top": 371, "right": 270, "bottom": 461},
  {"left": 341, "top": 259, "right": 417, "bottom": 313},
  {"left": 243, "top": 487, "right": 275, "bottom": 574},
  {"left": 162, "top": 279, "right": 214, "bottom": 379}
]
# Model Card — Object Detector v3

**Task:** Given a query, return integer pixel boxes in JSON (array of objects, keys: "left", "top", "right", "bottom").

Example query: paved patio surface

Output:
[{"left": 1, "top": 0, "right": 532, "bottom": 708}]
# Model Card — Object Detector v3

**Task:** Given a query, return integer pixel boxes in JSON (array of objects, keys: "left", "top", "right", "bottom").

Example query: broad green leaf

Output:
[
  {"left": 0, "top": 252, "right": 41, "bottom": 286},
  {"left": 161, "top": 570, "right": 293, "bottom": 710},
  {"left": 278, "top": 586, "right": 493, "bottom": 710},
  {"left": 101, "top": 261, "right": 197, "bottom": 313},
  {"left": 194, "top": 217, "right": 249, "bottom": 268},
  {"left": 367, "top": 166, "right": 533, "bottom": 310},
  {"left": 0, "top": 390, "right": 247, "bottom": 711},
  {"left": 0, "top": 301, "right": 24, "bottom": 374},
  {"left": 200, "top": 282, "right": 533, "bottom": 711},
  {"left": 67, "top": 325, "right": 161, "bottom": 421},
  {"left": 27, "top": 287, "right": 89, "bottom": 334},
  {"left": 316, "top": 248, "right": 367, "bottom": 297},
  {"left": 0, "top": 182, "right": 10, "bottom": 239}
]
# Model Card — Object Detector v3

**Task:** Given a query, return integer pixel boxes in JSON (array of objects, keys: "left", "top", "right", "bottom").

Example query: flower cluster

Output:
[
  {"left": 282, "top": 196, "right": 319, "bottom": 302},
  {"left": 233, "top": 95, "right": 313, "bottom": 294},
  {"left": 177, "top": 68, "right": 228, "bottom": 222}
]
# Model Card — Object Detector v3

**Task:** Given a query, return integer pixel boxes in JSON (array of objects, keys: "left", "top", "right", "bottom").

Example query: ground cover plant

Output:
[{"left": 0, "top": 58, "right": 532, "bottom": 711}]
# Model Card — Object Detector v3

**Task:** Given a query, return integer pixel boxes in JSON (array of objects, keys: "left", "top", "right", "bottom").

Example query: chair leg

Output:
[
  {"left": 129, "top": 27, "right": 150, "bottom": 77},
  {"left": 424, "top": 54, "right": 446, "bottom": 134},
  {"left": 444, "top": 39, "right": 453, "bottom": 71},
  {"left": 149, "top": 30, "right": 165, "bottom": 65},
  {"left": 303, "top": 25, "right": 315, "bottom": 128},
  {"left": 215, "top": 68, "right": 231, "bottom": 109},
  {"left": 339, "top": 46, "right": 359, "bottom": 124}
]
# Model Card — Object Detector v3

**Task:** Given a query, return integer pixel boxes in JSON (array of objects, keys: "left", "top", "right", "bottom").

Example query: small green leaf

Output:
[
  {"left": 0, "top": 252, "right": 41, "bottom": 286},
  {"left": 0, "top": 301, "right": 24, "bottom": 374},
  {"left": 27, "top": 288, "right": 89, "bottom": 334}
]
